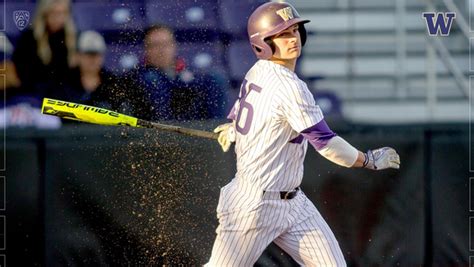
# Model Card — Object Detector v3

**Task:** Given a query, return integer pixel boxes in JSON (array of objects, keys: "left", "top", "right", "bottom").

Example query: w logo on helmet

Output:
[{"left": 276, "top": 7, "right": 294, "bottom": 21}]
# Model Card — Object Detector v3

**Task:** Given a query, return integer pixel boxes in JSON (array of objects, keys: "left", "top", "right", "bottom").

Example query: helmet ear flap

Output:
[
  {"left": 252, "top": 44, "right": 262, "bottom": 53},
  {"left": 264, "top": 38, "right": 275, "bottom": 55},
  {"left": 251, "top": 39, "right": 273, "bottom": 60},
  {"left": 299, "top": 24, "right": 308, "bottom": 46}
]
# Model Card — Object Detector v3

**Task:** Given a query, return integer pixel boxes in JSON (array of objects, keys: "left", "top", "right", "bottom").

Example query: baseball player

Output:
[{"left": 208, "top": 2, "right": 400, "bottom": 266}]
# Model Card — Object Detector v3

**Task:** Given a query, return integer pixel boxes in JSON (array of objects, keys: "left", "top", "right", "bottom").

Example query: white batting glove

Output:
[
  {"left": 213, "top": 122, "right": 236, "bottom": 152},
  {"left": 363, "top": 147, "right": 400, "bottom": 170}
]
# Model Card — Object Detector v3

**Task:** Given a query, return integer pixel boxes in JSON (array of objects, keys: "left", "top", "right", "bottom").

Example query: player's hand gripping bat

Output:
[{"left": 41, "top": 98, "right": 218, "bottom": 140}]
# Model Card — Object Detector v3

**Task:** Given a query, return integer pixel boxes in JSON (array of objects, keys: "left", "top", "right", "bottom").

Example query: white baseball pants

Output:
[{"left": 205, "top": 181, "right": 347, "bottom": 267}]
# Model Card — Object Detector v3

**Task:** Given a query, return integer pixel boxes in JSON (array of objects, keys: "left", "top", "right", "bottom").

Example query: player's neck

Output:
[{"left": 269, "top": 58, "right": 296, "bottom": 72}]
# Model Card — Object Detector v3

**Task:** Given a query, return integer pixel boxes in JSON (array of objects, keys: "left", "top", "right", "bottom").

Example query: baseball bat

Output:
[{"left": 41, "top": 98, "right": 218, "bottom": 140}]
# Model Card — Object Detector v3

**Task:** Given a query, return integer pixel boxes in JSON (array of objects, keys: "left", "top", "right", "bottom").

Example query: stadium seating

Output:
[
  {"left": 145, "top": 0, "right": 218, "bottom": 30},
  {"left": 218, "top": 0, "right": 266, "bottom": 38},
  {"left": 178, "top": 41, "right": 225, "bottom": 74},
  {"left": 226, "top": 40, "right": 256, "bottom": 83},
  {"left": 312, "top": 90, "right": 342, "bottom": 117},
  {"left": 72, "top": 2, "right": 146, "bottom": 32},
  {"left": 104, "top": 42, "right": 142, "bottom": 73},
  {"left": 286, "top": 0, "right": 469, "bottom": 104},
  {"left": 3, "top": 1, "right": 318, "bottom": 121}
]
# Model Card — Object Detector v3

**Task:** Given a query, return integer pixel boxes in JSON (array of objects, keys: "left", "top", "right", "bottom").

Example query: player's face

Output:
[
  {"left": 145, "top": 29, "right": 177, "bottom": 70},
  {"left": 271, "top": 24, "right": 302, "bottom": 60}
]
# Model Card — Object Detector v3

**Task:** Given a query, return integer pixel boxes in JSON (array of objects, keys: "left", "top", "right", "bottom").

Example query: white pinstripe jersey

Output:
[{"left": 231, "top": 60, "right": 324, "bottom": 192}]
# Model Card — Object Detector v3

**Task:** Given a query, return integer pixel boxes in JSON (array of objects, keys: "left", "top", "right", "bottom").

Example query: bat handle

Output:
[{"left": 137, "top": 119, "right": 219, "bottom": 140}]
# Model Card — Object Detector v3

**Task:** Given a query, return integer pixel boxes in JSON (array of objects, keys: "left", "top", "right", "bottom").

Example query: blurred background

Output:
[{"left": 0, "top": 0, "right": 471, "bottom": 266}]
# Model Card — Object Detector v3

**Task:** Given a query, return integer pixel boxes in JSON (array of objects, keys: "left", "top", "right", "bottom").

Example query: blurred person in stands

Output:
[
  {"left": 12, "top": 0, "right": 77, "bottom": 102},
  {"left": 0, "top": 33, "right": 60, "bottom": 129},
  {"left": 128, "top": 24, "right": 227, "bottom": 121},
  {"left": 0, "top": 33, "right": 21, "bottom": 93},
  {"left": 67, "top": 30, "right": 134, "bottom": 114}
]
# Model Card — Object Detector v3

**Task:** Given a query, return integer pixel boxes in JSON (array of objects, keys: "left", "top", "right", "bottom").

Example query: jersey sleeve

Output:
[
  {"left": 226, "top": 100, "right": 239, "bottom": 121},
  {"left": 275, "top": 81, "right": 324, "bottom": 132}
]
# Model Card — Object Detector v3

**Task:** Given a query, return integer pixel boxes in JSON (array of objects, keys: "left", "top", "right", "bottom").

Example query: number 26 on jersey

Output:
[{"left": 235, "top": 79, "right": 262, "bottom": 135}]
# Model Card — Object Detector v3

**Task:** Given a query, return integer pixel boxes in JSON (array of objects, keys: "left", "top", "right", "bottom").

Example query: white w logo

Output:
[{"left": 276, "top": 7, "right": 294, "bottom": 21}]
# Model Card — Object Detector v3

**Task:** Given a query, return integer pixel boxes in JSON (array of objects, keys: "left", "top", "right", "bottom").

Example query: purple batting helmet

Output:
[{"left": 247, "top": 2, "right": 310, "bottom": 60}]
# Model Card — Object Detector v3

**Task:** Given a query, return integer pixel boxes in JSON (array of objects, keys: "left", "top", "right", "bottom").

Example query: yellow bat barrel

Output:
[{"left": 41, "top": 98, "right": 139, "bottom": 127}]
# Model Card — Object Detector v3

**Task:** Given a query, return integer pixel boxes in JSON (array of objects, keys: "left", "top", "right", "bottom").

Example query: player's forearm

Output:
[
  {"left": 300, "top": 121, "right": 358, "bottom": 167},
  {"left": 315, "top": 136, "right": 359, "bottom": 167},
  {"left": 300, "top": 121, "right": 400, "bottom": 170}
]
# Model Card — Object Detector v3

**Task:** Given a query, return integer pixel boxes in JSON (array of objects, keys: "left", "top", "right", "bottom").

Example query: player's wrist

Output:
[
  {"left": 362, "top": 150, "right": 375, "bottom": 169},
  {"left": 362, "top": 152, "right": 368, "bottom": 168}
]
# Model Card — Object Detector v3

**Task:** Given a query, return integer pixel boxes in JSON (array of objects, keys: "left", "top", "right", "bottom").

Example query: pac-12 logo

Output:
[
  {"left": 422, "top": 12, "right": 456, "bottom": 36},
  {"left": 13, "top": 10, "right": 30, "bottom": 31}
]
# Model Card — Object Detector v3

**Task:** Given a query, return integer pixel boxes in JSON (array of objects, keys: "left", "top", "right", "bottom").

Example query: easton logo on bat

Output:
[{"left": 46, "top": 99, "right": 120, "bottom": 117}]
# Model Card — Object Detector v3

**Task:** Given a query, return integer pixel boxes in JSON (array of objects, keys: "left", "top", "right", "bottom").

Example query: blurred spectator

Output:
[
  {"left": 0, "top": 33, "right": 60, "bottom": 129},
  {"left": 0, "top": 33, "right": 21, "bottom": 92},
  {"left": 128, "top": 24, "right": 227, "bottom": 121},
  {"left": 12, "top": 0, "right": 77, "bottom": 101},
  {"left": 67, "top": 31, "right": 135, "bottom": 115}
]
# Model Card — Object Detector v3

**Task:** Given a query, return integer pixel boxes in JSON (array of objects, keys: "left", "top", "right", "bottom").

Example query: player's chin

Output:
[
  {"left": 280, "top": 52, "right": 299, "bottom": 60},
  {"left": 287, "top": 50, "right": 301, "bottom": 58}
]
